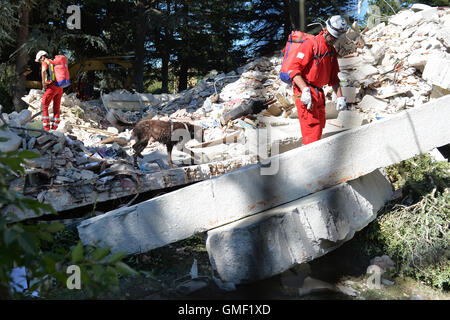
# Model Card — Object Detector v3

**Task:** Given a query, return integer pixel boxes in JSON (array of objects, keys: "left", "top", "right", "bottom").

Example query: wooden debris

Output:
[{"left": 100, "top": 137, "right": 129, "bottom": 146}]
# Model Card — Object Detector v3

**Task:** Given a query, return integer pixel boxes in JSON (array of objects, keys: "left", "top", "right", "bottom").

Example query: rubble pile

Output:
[
  {"left": 337, "top": 4, "right": 450, "bottom": 121},
  {"left": 1, "top": 4, "right": 449, "bottom": 220},
  {"left": 103, "top": 6, "right": 450, "bottom": 127}
]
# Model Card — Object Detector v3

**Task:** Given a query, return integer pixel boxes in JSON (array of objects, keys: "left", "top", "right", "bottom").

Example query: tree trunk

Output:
[
  {"left": 161, "top": 0, "right": 172, "bottom": 93},
  {"left": 13, "top": 2, "right": 29, "bottom": 112},
  {"left": 299, "top": 0, "right": 305, "bottom": 32},
  {"left": 133, "top": 1, "right": 145, "bottom": 93},
  {"left": 161, "top": 46, "right": 169, "bottom": 93},
  {"left": 177, "top": 58, "right": 188, "bottom": 92},
  {"left": 177, "top": 1, "right": 189, "bottom": 92},
  {"left": 283, "top": 0, "right": 296, "bottom": 31}
]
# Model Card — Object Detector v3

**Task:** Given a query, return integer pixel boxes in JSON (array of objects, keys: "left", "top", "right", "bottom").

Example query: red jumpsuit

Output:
[
  {"left": 289, "top": 31, "right": 340, "bottom": 145},
  {"left": 41, "top": 60, "right": 63, "bottom": 131}
]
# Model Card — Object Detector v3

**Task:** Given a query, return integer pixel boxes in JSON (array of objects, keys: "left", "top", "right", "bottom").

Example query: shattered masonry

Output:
[{"left": 1, "top": 5, "right": 450, "bottom": 221}]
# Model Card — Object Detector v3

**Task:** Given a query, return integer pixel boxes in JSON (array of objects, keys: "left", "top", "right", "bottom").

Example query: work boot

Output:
[
  {"left": 52, "top": 117, "right": 60, "bottom": 130},
  {"left": 42, "top": 116, "right": 50, "bottom": 131}
]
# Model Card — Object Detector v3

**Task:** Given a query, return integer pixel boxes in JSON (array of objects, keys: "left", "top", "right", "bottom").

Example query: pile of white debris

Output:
[{"left": 0, "top": 4, "right": 448, "bottom": 220}]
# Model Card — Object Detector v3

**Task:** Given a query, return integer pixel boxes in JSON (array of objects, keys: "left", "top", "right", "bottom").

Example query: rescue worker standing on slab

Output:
[
  {"left": 35, "top": 50, "right": 63, "bottom": 131},
  {"left": 290, "top": 16, "right": 348, "bottom": 145}
]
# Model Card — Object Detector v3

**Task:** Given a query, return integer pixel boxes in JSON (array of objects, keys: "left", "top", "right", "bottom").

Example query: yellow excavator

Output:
[{"left": 26, "top": 56, "right": 134, "bottom": 94}]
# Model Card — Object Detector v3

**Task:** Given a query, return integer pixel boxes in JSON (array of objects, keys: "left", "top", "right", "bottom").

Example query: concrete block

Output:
[
  {"left": 422, "top": 54, "right": 450, "bottom": 90},
  {"left": 77, "top": 95, "right": 450, "bottom": 255},
  {"left": 418, "top": 8, "right": 440, "bottom": 23},
  {"left": 350, "top": 65, "right": 379, "bottom": 81},
  {"left": 376, "top": 86, "right": 411, "bottom": 99},
  {"left": 206, "top": 170, "right": 393, "bottom": 284},
  {"left": 0, "top": 129, "right": 22, "bottom": 153},
  {"left": 16, "top": 109, "right": 32, "bottom": 125},
  {"left": 336, "top": 110, "right": 364, "bottom": 129},
  {"left": 390, "top": 10, "right": 432, "bottom": 29},
  {"left": 436, "top": 27, "right": 450, "bottom": 48},
  {"left": 358, "top": 95, "right": 388, "bottom": 112},
  {"left": 411, "top": 4, "right": 432, "bottom": 11},
  {"left": 340, "top": 87, "right": 359, "bottom": 104},
  {"left": 338, "top": 57, "right": 363, "bottom": 70},
  {"left": 407, "top": 52, "right": 428, "bottom": 71}
]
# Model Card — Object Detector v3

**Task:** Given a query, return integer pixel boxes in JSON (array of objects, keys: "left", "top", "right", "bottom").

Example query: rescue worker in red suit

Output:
[
  {"left": 290, "top": 16, "right": 348, "bottom": 145},
  {"left": 35, "top": 50, "right": 63, "bottom": 131}
]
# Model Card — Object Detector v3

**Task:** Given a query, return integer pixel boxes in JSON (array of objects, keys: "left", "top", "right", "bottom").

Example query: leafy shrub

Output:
[
  {"left": 0, "top": 135, "right": 137, "bottom": 299},
  {"left": 377, "top": 189, "right": 449, "bottom": 289},
  {"left": 359, "top": 154, "right": 449, "bottom": 290}
]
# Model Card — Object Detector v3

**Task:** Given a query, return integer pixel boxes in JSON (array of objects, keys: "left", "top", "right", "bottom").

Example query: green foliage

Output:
[
  {"left": 385, "top": 153, "right": 449, "bottom": 201},
  {"left": 0, "top": 139, "right": 136, "bottom": 299},
  {"left": 0, "top": 142, "right": 54, "bottom": 219},
  {"left": 244, "top": 0, "right": 356, "bottom": 57},
  {"left": 0, "top": 64, "right": 17, "bottom": 114},
  {"left": 60, "top": 241, "right": 139, "bottom": 298},
  {"left": 2, "top": 0, "right": 359, "bottom": 96},
  {"left": 0, "top": 1, "right": 36, "bottom": 44},
  {"left": 377, "top": 188, "right": 449, "bottom": 289},
  {"left": 358, "top": 154, "right": 450, "bottom": 290}
]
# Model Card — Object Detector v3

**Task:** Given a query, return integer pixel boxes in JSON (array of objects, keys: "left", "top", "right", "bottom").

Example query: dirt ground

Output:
[{"left": 47, "top": 231, "right": 449, "bottom": 300}]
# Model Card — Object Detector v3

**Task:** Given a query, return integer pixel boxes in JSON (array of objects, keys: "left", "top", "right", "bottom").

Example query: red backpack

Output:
[
  {"left": 49, "top": 55, "right": 71, "bottom": 88},
  {"left": 280, "top": 31, "right": 318, "bottom": 84}
]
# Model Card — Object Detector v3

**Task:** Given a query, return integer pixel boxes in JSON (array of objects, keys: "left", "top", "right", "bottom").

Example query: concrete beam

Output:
[
  {"left": 77, "top": 96, "right": 450, "bottom": 254},
  {"left": 206, "top": 169, "right": 393, "bottom": 284}
]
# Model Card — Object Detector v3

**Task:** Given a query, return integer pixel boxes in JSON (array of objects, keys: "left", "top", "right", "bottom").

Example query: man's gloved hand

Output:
[
  {"left": 336, "top": 96, "right": 347, "bottom": 111},
  {"left": 301, "top": 87, "right": 312, "bottom": 110}
]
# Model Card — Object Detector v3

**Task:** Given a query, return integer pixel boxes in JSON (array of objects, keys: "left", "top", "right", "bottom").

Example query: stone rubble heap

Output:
[
  {"left": 1, "top": 4, "right": 449, "bottom": 218},
  {"left": 104, "top": 5, "right": 450, "bottom": 126},
  {"left": 338, "top": 4, "right": 450, "bottom": 121}
]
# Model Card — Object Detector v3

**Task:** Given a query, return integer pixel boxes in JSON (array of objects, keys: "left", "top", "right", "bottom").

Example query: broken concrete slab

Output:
[
  {"left": 351, "top": 65, "right": 379, "bottom": 81},
  {"left": 411, "top": 4, "right": 432, "bottom": 12},
  {"left": 338, "top": 57, "right": 363, "bottom": 70},
  {"left": 407, "top": 52, "right": 429, "bottom": 71},
  {"left": 77, "top": 95, "right": 450, "bottom": 255},
  {"left": 4, "top": 154, "right": 259, "bottom": 222},
  {"left": 5, "top": 6, "right": 448, "bottom": 232},
  {"left": 390, "top": 9, "right": 424, "bottom": 29},
  {"left": 336, "top": 110, "right": 365, "bottom": 129},
  {"left": 206, "top": 169, "right": 392, "bottom": 284},
  {"left": 358, "top": 95, "right": 389, "bottom": 112},
  {"left": 422, "top": 54, "right": 450, "bottom": 90},
  {"left": 436, "top": 27, "right": 450, "bottom": 48},
  {"left": 418, "top": 7, "right": 440, "bottom": 23},
  {"left": 340, "top": 87, "right": 359, "bottom": 104},
  {"left": 375, "top": 86, "right": 411, "bottom": 99},
  {"left": 0, "top": 129, "right": 22, "bottom": 153},
  {"left": 11, "top": 109, "right": 32, "bottom": 126},
  {"left": 370, "top": 43, "right": 386, "bottom": 64}
]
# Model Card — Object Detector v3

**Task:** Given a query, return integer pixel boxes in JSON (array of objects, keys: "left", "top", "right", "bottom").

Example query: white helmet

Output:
[
  {"left": 326, "top": 15, "right": 348, "bottom": 38},
  {"left": 35, "top": 50, "right": 48, "bottom": 62}
]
